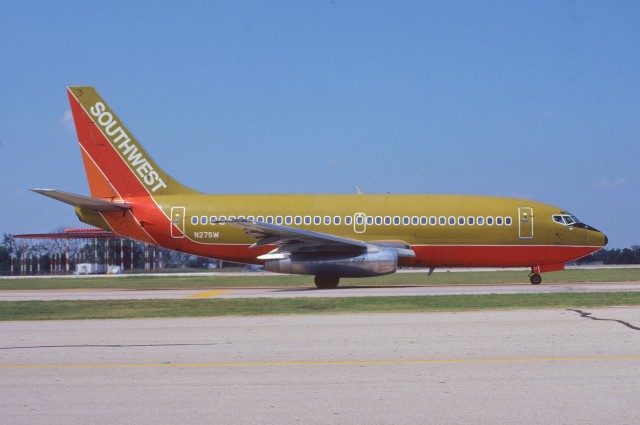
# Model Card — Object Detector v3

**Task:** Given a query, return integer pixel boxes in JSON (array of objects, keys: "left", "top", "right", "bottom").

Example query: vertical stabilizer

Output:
[{"left": 67, "top": 86, "right": 198, "bottom": 198}]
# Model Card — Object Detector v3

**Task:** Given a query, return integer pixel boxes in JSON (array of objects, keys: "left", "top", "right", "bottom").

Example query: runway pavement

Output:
[
  {"left": 1, "top": 309, "right": 640, "bottom": 424},
  {"left": 1, "top": 281, "right": 640, "bottom": 301}
]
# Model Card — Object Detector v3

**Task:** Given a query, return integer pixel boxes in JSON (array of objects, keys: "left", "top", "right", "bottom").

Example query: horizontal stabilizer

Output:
[{"left": 31, "top": 189, "right": 130, "bottom": 212}]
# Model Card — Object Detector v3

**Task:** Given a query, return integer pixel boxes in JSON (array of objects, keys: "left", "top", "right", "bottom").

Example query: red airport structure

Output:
[{"left": 10, "top": 228, "right": 165, "bottom": 275}]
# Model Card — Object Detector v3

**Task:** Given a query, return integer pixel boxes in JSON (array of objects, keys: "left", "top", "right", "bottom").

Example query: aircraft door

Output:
[
  {"left": 518, "top": 207, "right": 534, "bottom": 239},
  {"left": 354, "top": 212, "right": 366, "bottom": 234},
  {"left": 171, "top": 206, "right": 186, "bottom": 238}
]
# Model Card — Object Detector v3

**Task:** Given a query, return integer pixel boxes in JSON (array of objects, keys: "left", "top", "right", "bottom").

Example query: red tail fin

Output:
[{"left": 67, "top": 86, "right": 198, "bottom": 199}]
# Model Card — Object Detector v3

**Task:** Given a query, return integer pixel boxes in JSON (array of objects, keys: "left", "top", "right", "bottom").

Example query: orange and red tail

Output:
[{"left": 67, "top": 86, "right": 197, "bottom": 200}]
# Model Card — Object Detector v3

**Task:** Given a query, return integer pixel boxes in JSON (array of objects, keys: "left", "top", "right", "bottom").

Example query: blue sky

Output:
[{"left": 1, "top": 1, "right": 638, "bottom": 248}]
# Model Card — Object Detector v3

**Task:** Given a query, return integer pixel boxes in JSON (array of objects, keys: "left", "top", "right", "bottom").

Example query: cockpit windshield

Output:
[{"left": 552, "top": 213, "right": 581, "bottom": 226}]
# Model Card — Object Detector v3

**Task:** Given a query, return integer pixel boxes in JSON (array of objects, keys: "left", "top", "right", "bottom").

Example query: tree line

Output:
[{"left": 577, "top": 246, "right": 640, "bottom": 265}]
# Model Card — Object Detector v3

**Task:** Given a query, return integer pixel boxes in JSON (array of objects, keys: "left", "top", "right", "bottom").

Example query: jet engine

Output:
[{"left": 263, "top": 248, "right": 398, "bottom": 278}]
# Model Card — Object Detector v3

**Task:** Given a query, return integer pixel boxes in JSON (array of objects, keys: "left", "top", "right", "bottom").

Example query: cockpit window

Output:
[{"left": 553, "top": 214, "right": 581, "bottom": 226}]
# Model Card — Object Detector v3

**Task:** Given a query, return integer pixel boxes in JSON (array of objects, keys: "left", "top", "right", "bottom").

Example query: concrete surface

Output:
[
  {"left": 1, "top": 281, "right": 640, "bottom": 301},
  {"left": 1, "top": 309, "right": 639, "bottom": 424}
]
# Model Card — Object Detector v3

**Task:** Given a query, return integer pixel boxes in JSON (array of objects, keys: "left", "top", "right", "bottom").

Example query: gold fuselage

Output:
[{"left": 78, "top": 193, "right": 605, "bottom": 269}]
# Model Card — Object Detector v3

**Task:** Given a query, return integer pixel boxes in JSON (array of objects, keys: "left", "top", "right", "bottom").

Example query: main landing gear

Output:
[
  {"left": 314, "top": 275, "right": 340, "bottom": 289},
  {"left": 529, "top": 273, "right": 542, "bottom": 285}
]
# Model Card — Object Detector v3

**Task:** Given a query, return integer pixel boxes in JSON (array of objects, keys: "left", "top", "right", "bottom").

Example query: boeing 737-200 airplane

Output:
[{"left": 33, "top": 87, "right": 607, "bottom": 288}]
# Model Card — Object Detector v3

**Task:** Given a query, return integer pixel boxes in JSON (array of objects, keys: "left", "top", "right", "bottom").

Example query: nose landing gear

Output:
[{"left": 529, "top": 264, "right": 565, "bottom": 285}]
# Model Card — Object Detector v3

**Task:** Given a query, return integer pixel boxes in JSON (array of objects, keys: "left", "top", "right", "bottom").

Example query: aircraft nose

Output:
[
  {"left": 587, "top": 226, "right": 607, "bottom": 247},
  {"left": 595, "top": 229, "right": 608, "bottom": 247}
]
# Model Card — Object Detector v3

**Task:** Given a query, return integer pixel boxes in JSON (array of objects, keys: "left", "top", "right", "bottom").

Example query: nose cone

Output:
[
  {"left": 591, "top": 227, "right": 608, "bottom": 247},
  {"left": 580, "top": 223, "right": 607, "bottom": 248}
]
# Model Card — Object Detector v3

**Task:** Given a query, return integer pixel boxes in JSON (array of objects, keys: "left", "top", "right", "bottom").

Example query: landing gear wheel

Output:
[
  {"left": 529, "top": 274, "right": 542, "bottom": 285},
  {"left": 314, "top": 275, "right": 340, "bottom": 289}
]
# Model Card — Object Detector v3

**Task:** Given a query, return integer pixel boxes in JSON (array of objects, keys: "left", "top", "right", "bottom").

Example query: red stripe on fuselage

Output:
[{"left": 406, "top": 245, "right": 601, "bottom": 268}]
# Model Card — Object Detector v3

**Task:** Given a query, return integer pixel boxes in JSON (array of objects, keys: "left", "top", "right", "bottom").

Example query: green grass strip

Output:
[
  {"left": 2, "top": 292, "right": 640, "bottom": 321},
  {"left": 1, "top": 268, "right": 639, "bottom": 290}
]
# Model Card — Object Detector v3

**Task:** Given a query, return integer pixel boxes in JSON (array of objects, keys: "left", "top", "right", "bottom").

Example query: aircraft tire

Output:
[
  {"left": 314, "top": 275, "right": 340, "bottom": 289},
  {"left": 529, "top": 274, "right": 542, "bottom": 285}
]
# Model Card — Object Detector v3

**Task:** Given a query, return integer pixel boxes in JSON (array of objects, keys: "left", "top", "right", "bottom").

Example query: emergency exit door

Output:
[{"left": 518, "top": 207, "right": 534, "bottom": 239}]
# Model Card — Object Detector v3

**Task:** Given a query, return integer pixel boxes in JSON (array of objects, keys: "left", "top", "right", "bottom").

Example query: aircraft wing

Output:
[
  {"left": 224, "top": 220, "right": 415, "bottom": 258},
  {"left": 225, "top": 220, "right": 367, "bottom": 251},
  {"left": 31, "top": 189, "right": 130, "bottom": 212}
]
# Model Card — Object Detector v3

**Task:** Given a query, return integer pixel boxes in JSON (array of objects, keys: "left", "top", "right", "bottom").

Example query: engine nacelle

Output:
[{"left": 264, "top": 249, "right": 398, "bottom": 278}]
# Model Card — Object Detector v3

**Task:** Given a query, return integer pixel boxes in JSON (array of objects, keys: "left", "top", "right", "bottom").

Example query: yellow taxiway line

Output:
[{"left": 188, "top": 290, "right": 229, "bottom": 299}]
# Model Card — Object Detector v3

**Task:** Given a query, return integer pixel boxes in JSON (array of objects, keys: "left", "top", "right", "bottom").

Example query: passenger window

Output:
[
  {"left": 496, "top": 217, "right": 503, "bottom": 226},
  {"left": 228, "top": 215, "right": 235, "bottom": 222},
  {"left": 210, "top": 216, "right": 217, "bottom": 224},
  {"left": 366, "top": 216, "right": 373, "bottom": 225},
  {"left": 439, "top": 216, "right": 446, "bottom": 225},
  {"left": 467, "top": 216, "right": 475, "bottom": 225},
  {"left": 314, "top": 216, "right": 321, "bottom": 225},
  {"left": 334, "top": 216, "right": 341, "bottom": 225},
  {"left": 448, "top": 216, "right": 456, "bottom": 225},
  {"left": 356, "top": 216, "right": 363, "bottom": 225},
  {"left": 219, "top": 216, "right": 226, "bottom": 224},
  {"left": 505, "top": 217, "right": 512, "bottom": 226},
  {"left": 477, "top": 216, "right": 484, "bottom": 225},
  {"left": 420, "top": 216, "right": 428, "bottom": 225},
  {"left": 487, "top": 217, "right": 494, "bottom": 225},
  {"left": 191, "top": 216, "right": 198, "bottom": 225},
  {"left": 257, "top": 216, "right": 264, "bottom": 223},
  {"left": 412, "top": 216, "right": 419, "bottom": 225},
  {"left": 375, "top": 216, "right": 382, "bottom": 225},
  {"left": 266, "top": 216, "right": 274, "bottom": 224},
  {"left": 345, "top": 216, "right": 353, "bottom": 225},
  {"left": 458, "top": 216, "right": 465, "bottom": 225},
  {"left": 276, "top": 216, "right": 283, "bottom": 225},
  {"left": 430, "top": 217, "right": 437, "bottom": 225},
  {"left": 200, "top": 216, "right": 208, "bottom": 225},
  {"left": 324, "top": 216, "right": 331, "bottom": 225},
  {"left": 285, "top": 216, "right": 292, "bottom": 225},
  {"left": 403, "top": 216, "right": 410, "bottom": 225},
  {"left": 393, "top": 216, "right": 401, "bottom": 225},
  {"left": 238, "top": 216, "right": 245, "bottom": 221},
  {"left": 248, "top": 216, "right": 255, "bottom": 222},
  {"left": 295, "top": 216, "right": 302, "bottom": 225},
  {"left": 384, "top": 216, "right": 391, "bottom": 225},
  {"left": 304, "top": 216, "right": 311, "bottom": 225}
]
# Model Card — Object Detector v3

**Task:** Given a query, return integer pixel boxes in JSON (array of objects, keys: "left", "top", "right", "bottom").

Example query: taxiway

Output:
[
  {"left": 1, "top": 281, "right": 640, "bottom": 301},
  {"left": 1, "top": 309, "right": 639, "bottom": 424}
]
